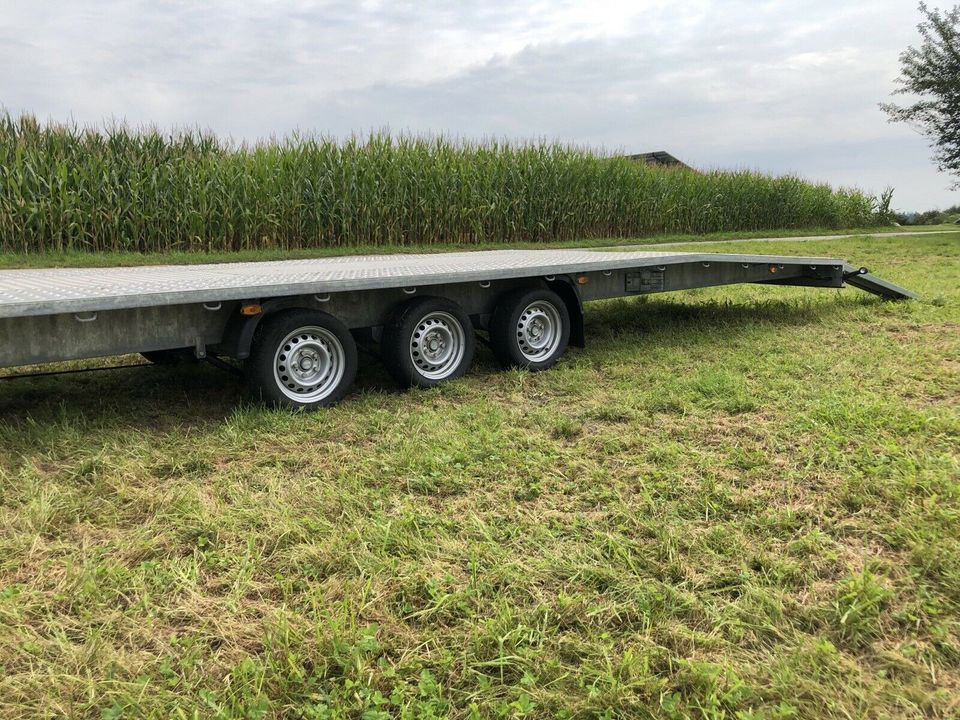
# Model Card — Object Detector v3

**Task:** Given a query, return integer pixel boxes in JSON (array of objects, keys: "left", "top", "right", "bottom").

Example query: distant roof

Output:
[{"left": 625, "top": 151, "right": 692, "bottom": 170}]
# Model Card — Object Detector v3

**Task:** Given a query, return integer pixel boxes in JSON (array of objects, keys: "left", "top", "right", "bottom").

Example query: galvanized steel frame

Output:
[{"left": 0, "top": 249, "right": 916, "bottom": 369}]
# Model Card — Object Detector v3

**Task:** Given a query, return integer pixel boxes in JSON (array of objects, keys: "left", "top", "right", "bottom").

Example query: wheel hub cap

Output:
[
  {"left": 273, "top": 326, "right": 345, "bottom": 402},
  {"left": 517, "top": 301, "right": 562, "bottom": 361},
  {"left": 410, "top": 311, "right": 466, "bottom": 380}
]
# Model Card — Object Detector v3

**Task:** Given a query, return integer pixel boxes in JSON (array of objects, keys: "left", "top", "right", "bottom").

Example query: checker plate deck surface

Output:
[{"left": 0, "top": 249, "right": 843, "bottom": 318}]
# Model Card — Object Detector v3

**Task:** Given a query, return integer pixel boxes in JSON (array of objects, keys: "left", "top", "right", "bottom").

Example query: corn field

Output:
[{"left": 0, "top": 114, "right": 880, "bottom": 254}]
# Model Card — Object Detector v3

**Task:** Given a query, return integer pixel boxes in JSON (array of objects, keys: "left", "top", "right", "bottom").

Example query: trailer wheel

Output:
[
  {"left": 382, "top": 297, "right": 475, "bottom": 388},
  {"left": 247, "top": 309, "right": 357, "bottom": 409},
  {"left": 490, "top": 287, "right": 570, "bottom": 370}
]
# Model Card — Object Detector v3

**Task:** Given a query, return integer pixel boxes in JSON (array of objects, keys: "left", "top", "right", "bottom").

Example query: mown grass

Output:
[
  {"left": 0, "top": 232, "right": 958, "bottom": 719},
  {"left": 0, "top": 114, "right": 882, "bottom": 255}
]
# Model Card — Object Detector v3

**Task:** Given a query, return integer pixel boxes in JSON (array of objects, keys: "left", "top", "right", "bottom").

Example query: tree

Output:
[{"left": 882, "top": 3, "right": 960, "bottom": 187}]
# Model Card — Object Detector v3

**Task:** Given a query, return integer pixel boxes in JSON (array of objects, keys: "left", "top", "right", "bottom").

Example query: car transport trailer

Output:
[{"left": 0, "top": 248, "right": 917, "bottom": 410}]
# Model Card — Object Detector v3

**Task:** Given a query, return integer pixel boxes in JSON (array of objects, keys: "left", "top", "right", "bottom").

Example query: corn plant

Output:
[{"left": 0, "top": 114, "right": 880, "bottom": 254}]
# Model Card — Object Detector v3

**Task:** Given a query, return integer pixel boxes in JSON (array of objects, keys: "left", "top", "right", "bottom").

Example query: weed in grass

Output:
[
  {"left": 830, "top": 570, "right": 893, "bottom": 647},
  {"left": 690, "top": 368, "right": 758, "bottom": 414}
]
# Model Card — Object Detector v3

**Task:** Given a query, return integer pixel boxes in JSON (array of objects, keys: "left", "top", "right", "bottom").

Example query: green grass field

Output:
[{"left": 0, "top": 232, "right": 958, "bottom": 719}]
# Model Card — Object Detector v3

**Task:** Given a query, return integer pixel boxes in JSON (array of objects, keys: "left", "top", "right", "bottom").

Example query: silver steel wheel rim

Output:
[
  {"left": 273, "top": 325, "right": 346, "bottom": 402},
  {"left": 409, "top": 311, "right": 467, "bottom": 380},
  {"left": 517, "top": 300, "right": 562, "bottom": 362}
]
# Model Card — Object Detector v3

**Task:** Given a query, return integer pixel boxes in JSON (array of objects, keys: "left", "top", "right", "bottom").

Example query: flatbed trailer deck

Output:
[{"left": 0, "top": 248, "right": 917, "bottom": 409}]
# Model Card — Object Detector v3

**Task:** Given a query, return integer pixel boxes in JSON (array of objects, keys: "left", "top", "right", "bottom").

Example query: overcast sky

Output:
[{"left": 1, "top": 0, "right": 956, "bottom": 211}]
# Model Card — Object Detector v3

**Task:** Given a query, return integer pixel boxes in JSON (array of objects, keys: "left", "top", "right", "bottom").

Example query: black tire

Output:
[
  {"left": 490, "top": 287, "right": 570, "bottom": 371},
  {"left": 246, "top": 309, "right": 357, "bottom": 410},
  {"left": 381, "top": 296, "right": 476, "bottom": 389},
  {"left": 141, "top": 348, "right": 195, "bottom": 365}
]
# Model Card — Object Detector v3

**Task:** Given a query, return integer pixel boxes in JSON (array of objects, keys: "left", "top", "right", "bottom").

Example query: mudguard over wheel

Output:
[
  {"left": 490, "top": 287, "right": 570, "bottom": 371},
  {"left": 381, "top": 296, "right": 475, "bottom": 388},
  {"left": 246, "top": 309, "right": 357, "bottom": 409}
]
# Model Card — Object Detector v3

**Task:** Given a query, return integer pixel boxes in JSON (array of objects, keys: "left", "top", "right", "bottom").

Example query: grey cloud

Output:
[{"left": 0, "top": 0, "right": 955, "bottom": 209}]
